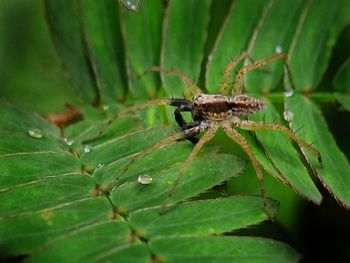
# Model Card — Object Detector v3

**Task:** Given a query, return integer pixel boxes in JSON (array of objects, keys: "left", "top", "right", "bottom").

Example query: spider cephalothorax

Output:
[{"left": 96, "top": 52, "right": 322, "bottom": 219}]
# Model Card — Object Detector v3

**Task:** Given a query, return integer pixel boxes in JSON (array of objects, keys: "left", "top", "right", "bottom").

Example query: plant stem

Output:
[{"left": 267, "top": 92, "right": 337, "bottom": 103}]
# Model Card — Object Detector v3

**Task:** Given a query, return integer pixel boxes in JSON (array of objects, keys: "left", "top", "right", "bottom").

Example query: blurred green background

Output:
[
  {"left": 1, "top": 1, "right": 349, "bottom": 262},
  {"left": 0, "top": 0, "right": 81, "bottom": 114}
]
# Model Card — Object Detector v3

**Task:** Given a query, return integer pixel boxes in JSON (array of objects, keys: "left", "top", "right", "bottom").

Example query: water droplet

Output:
[
  {"left": 283, "top": 110, "right": 294, "bottom": 122},
  {"left": 275, "top": 45, "right": 283, "bottom": 54},
  {"left": 138, "top": 174, "right": 152, "bottom": 185},
  {"left": 283, "top": 89, "right": 294, "bottom": 97},
  {"left": 96, "top": 163, "right": 104, "bottom": 169},
  {"left": 131, "top": 4, "right": 136, "bottom": 10},
  {"left": 83, "top": 145, "right": 92, "bottom": 153},
  {"left": 102, "top": 105, "right": 109, "bottom": 112},
  {"left": 28, "top": 128, "right": 43, "bottom": 139},
  {"left": 63, "top": 137, "right": 74, "bottom": 146},
  {"left": 126, "top": 0, "right": 131, "bottom": 6}
]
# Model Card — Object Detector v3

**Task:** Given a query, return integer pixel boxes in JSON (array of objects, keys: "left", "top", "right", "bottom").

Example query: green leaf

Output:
[
  {"left": 245, "top": 0, "right": 304, "bottom": 93},
  {"left": 149, "top": 236, "right": 301, "bottom": 263},
  {"left": 335, "top": 93, "right": 350, "bottom": 112},
  {"left": 286, "top": 94, "right": 350, "bottom": 208},
  {"left": 206, "top": 0, "right": 267, "bottom": 93},
  {"left": 248, "top": 100, "right": 322, "bottom": 204},
  {"left": 120, "top": 0, "right": 163, "bottom": 97},
  {"left": 288, "top": 0, "right": 350, "bottom": 90},
  {"left": 80, "top": 127, "right": 175, "bottom": 167},
  {"left": 0, "top": 101, "right": 59, "bottom": 138},
  {"left": 162, "top": 0, "right": 212, "bottom": 97},
  {"left": 25, "top": 221, "right": 136, "bottom": 263},
  {"left": 129, "top": 196, "right": 277, "bottom": 238},
  {"left": 111, "top": 153, "right": 246, "bottom": 212},
  {"left": 334, "top": 59, "right": 350, "bottom": 111},
  {"left": 0, "top": 152, "right": 81, "bottom": 190},
  {"left": 80, "top": 0, "right": 126, "bottom": 102},
  {"left": 92, "top": 243, "right": 150, "bottom": 263},
  {"left": 334, "top": 59, "right": 350, "bottom": 92},
  {"left": 44, "top": 0, "right": 98, "bottom": 103},
  {"left": 0, "top": 198, "right": 113, "bottom": 256}
]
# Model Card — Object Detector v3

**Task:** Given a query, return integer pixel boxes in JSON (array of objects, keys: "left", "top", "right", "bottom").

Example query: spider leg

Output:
[
  {"left": 105, "top": 120, "right": 207, "bottom": 193},
  {"left": 83, "top": 98, "right": 194, "bottom": 144},
  {"left": 174, "top": 108, "right": 200, "bottom": 144},
  {"left": 139, "top": 66, "right": 202, "bottom": 99},
  {"left": 160, "top": 124, "right": 217, "bottom": 213},
  {"left": 83, "top": 99, "right": 172, "bottom": 143},
  {"left": 172, "top": 101, "right": 200, "bottom": 144},
  {"left": 238, "top": 120, "right": 322, "bottom": 164},
  {"left": 221, "top": 51, "right": 253, "bottom": 96},
  {"left": 233, "top": 53, "right": 295, "bottom": 96},
  {"left": 222, "top": 125, "right": 273, "bottom": 220}
]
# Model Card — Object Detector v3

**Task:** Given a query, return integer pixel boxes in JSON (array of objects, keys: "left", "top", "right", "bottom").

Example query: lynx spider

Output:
[{"left": 95, "top": 52, "right": 322, "bottom": 218}]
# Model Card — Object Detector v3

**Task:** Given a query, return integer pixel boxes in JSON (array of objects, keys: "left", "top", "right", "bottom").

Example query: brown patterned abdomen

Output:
[{"left": 230, "top": 95, "right": 265, "bottom": 115}]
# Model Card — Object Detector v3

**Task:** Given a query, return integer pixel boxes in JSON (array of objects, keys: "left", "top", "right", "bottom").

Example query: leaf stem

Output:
[{"left": 267, "top": 92, "right": 337, "bottom": 103}]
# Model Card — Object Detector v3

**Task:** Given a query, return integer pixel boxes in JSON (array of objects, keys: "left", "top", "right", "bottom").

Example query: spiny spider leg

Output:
[
  {"left": 83, "top": 99, "right": 171, "bottom": 143},
  {"left": 238, "top": 120, "right": 322, "bottom": 164},
  {"left": 140, "top": 66, "right": 202, "bottom": 98},
  {"left": 105, "top": 123, "right": 204, "bottom": 193},
  {"left": 233, "top": 53, "right": 295, "bottom": 96},
  {"left": 220, "top": 51, "right": 253, "bottom": 96},
  {"left": 160, "top": 125, "right": 217, "bottom": 214},
  {"left": 84, "top": 67, "right": 201, "bottom": 144},
  {"left": 222, "top": 125, "right": 272, "bottom": 220}
]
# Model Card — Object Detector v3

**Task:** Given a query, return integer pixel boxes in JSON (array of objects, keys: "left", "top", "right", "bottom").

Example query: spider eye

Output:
[{"left": 193, "top": 102, "right": 198, "bottom": 107}]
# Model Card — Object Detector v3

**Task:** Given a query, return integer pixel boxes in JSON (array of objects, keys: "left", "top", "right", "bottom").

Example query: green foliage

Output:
[{"left": 1, "top": 0, "right": 350, "bottom": 262}]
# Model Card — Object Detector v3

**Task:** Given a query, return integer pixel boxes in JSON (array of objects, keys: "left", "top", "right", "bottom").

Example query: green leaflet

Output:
[
  {"left": 80, "top": 0, "right": 126, "bottom": 102},
  {"left": 334, "top": 59, "right": 350, "bottom": 111},
  {"left": 44, "top": 0, "right": 98, "bottom": 104},
  {"left": 247, "top": 100, "right": 322, "bottom": 204},
  {"left": 149, "top": 236, "right": 301, "bottom": 263},
  {"left": 288, "top": 0, "right": 350, "bottom": 90},
  {"left": 206, "top": 0, "right": 267, "bottom": 93},
  {"left": 161, "top": 0, "right": 212, "bottom": 97},
  {"left": 129, "top": 196, "right": 277, "bottom": 238},
  {"left": 111, "top": 153, "right": 246, "bottom": 212},
  {"left": 286, "top": 94, "right": 350, "bottom": 208},
  {"left": 120, "top": 0, "right": 163, "bottom": 97}
]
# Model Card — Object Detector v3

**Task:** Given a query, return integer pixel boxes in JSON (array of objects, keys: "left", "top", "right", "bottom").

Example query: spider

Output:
[{"left": 94, "top": 52, "right": 322, "bottom": 218}]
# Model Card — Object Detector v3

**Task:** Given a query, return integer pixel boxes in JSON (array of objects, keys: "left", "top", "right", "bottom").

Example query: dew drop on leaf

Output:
[
  {"left": 275, "top": 45, "right": 283, "bottom": 54},
  {"left": 283, "top": 110, "right": 294, "bottom": 121},
  {"left": 83, "top": 145, "right": 92, "bottom": 153},
  {"left": 63, "top": 137, "right": 74, "bottom": 146},
  {"left": 102, "top": 105, "right": 109, "bottom": 112},
  {"left": 138, "top": 174, "right": 153, "bottom": 185},
  {"left": 96, "top": 163, "right": 104, "bottom": 169},
  {"left": 28, "top": 128, "right": 43, "bottom": 139},
  {"left": 283, "top": 90, "right": 294, "bottom": 97}
]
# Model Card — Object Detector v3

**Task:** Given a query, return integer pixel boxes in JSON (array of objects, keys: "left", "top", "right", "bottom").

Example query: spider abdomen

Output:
[{"left": 230, "top": 95, "right": 265, "bottom": 115}]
